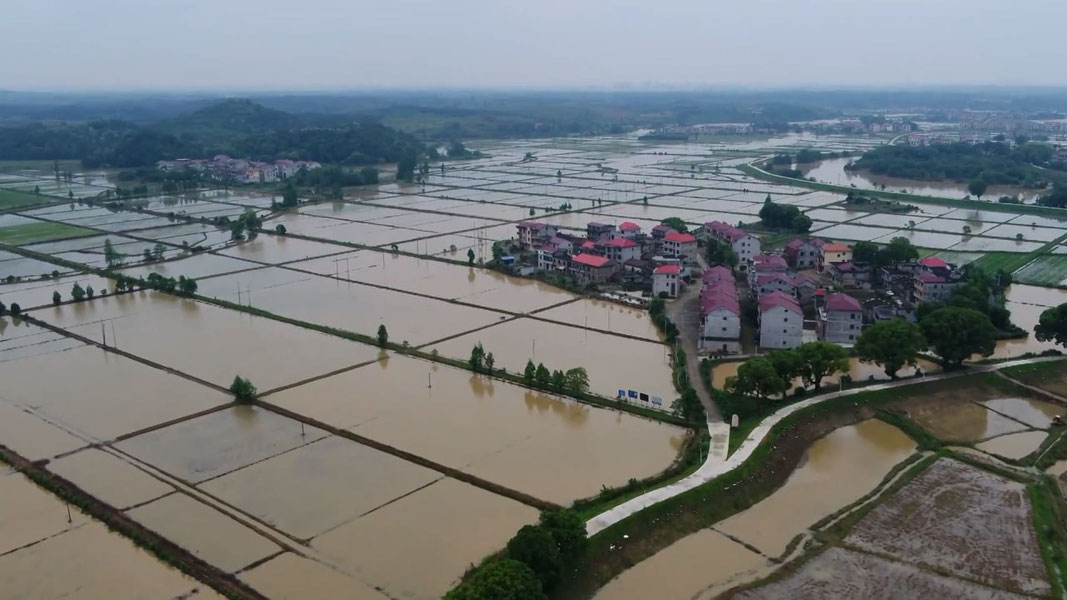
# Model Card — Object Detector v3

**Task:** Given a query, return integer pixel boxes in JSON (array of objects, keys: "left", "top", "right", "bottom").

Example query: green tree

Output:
[
  {"left": 539, "top": 509, "right": 587, "bottom": 564},
  {"left": 791, "top": 213, "right": 813, "bottom": 233},
  {"left": 52, "top": 290, "right": 61, "bottom": 305},
  {"left": 377, "top": 324, "right": 389, "bottom": 347},
  {"left": 178, "top": 276, "right": 198, "bottom": 296},
  {"left": 470, "top": 343, "right": 486, "bottom": 372},
  {"left": 275, "top": 224, "right": 287, "bottom": 234},
  {"left": 229, "top": 376, "right": 257, "bottom": 402},
  {"left": 564, "top": 367, "right": 589, "bottom": 394},
  {"left": 485, "top": 352, "right": 495, "bottom": 375},
  {"left": 360, "top": 167, "right": 379, "bottom": 184},
  {"left": 85, "top": 284, "right": 94, "bottom": 299},
  {"left": 468, "top": 248, "right": 476, "bottom": 265},
  {"left": 9, "top": 302, "right": 21, "bottom": 316},
  {"left": 444, "top": 559, "right": 545, "bottom": 600},
  {"left": 794, "top": 341, "right": 849, "bottom": 390},
  {"left": 881, "top": 236, "right": 919, "bottom": 265},
  {"left": 1035, "top": 303, "right": 1067, "bottom": 347},
  {"left": 551, "top": 369, "right": 566, "bottom": 391},
  {"left": 705, "top": 241, "right": 738, "bottom": 268},
  {"left": 152, "top": 242, "right": 166, "bottom": 260},
  {"left": 524, "top": 360, "right": 537, "bottom": 384},
  {"left": 71, "top": 282, "right": 86, "bottom": 302},
  {"left": 920, "top": 307, "right": 997, "bottom": 368},
  {"left": 535, "top": 363, "right": 551, "bottom": 388},
  {"left": 660, "top": 217, "right": 688, "bottom": 233},
  {"left": 396, "top": 153, "right": 417, "bottom": 182},
  {"left": 103, "top": 238, "right": 121, "bottom": 268},
  {"left": 0, "top": 300, "right": 6, "bottom": 315},
  {"left": 855, "top": 319, "right": 927, "bottom": 378},
  {"left": 765, "top": 348, "right": 801, "bottom": 383},
  {"left": 725, "top": 357, "right": 787, "bottom": 414},
  {"left": 851, "top": 241, "right": 880, "bottom": 265},
  {"left": 281, "top": 183, "right": 298, "bottom": 208},
  {"left": 968, "top": 179, "right": 988, "bottom": 200},
  {"left": 506, "top": 525, "right": 562, "bottom": 591}
]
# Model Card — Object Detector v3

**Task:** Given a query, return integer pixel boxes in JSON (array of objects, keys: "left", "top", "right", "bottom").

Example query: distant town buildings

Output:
[{"left": 156, "top": 155, "right": 321, "bottom": 184}]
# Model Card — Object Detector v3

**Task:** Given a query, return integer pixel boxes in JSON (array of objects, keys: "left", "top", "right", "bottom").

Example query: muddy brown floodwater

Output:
[
  {"left": 595, "top": 419, "right": 915, "bottom": 599},
  {"left": 269, "top": 354, "right": 685, "bottom": 504},
  {"left": 974, "top": 430, "right": 1049, "bottom": 460}
]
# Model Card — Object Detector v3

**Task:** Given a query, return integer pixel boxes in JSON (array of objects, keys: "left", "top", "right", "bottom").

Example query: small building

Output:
[
  {"left": 819, "top": 243, "right": 852, "bottom": 272},
  {"left": 587, "top": 222, "right": 617, "bottom": 242},
  {"left": 748, "top": 254, "right": 788, "bottom": 288},
  {"left": 703, "top": 221, "right": 761, "bottom": 270},
  {"left": 663, "top": 231, "right": 698, "bottom": 262},
  {"left": 755, "top": 272, "right": 796, "bottom": 297},
  {"left": 700, "top": 267, "right": 741, "bottom": 353},
  {"left": 784, "top": 237, "right": 823, "bottom": 269},
  {"left": 618, "top": 221, "right": 642, "bottom": 239},
  {"left": 653, "top": 264, "right": 682, "bottom": 298},
  {"left": 827, "top": 261, "right": 872, "bottom": 289},
  {"left": 516, "top": 221, "right": 559, "bottom": 250},
  {"left": 914, "top": 271, "right": 958, "bottom": 304},
  {"left": 792, "top": 274, "right": 817, "bottom": 305},
  {"left": 600, "top": 237, "right": 642, "bottom": 263},
  {"left": 759, "top": 290, "right": 804, "bottom": 349},
  {"left": 819, "top": 292, "right": 863, "bottom": 344},
  {"left": 569, "top": 253, "right": 616, "bottom": 284},
  {"left": 651, "top": 224, "right": 675, "bottom": 241}
]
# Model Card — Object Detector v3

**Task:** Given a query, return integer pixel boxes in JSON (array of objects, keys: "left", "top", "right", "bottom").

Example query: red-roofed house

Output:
[
  {"left": 653, "top": 264, "right": 682, "bottom": 298},
  {"left": 600, "top": 237, "right": 642, "bottom": 263},
  {"left": 759, "top": 290, "right": 803, "bottom": 348},
  {"left": 700, "top": 267, "right": 741, "bottom": 353},
  {"left": 748, "top": 253, "right": 788, "bottom": 288},
  {"left": 784, "top": 238, "right": 824, "bottom": 269},
  {"left": 702, "top": 221, "right": 760, "bottom": 269},
  {"left": 755, "top": 272, "right": 797, "bottom": 297},
  {"left": 819, "top": 243, "right": 852, "bottom": 272},
  {"left": 587, "top": 222, "right": 616, "bottom": 241},
  {"left": 918, "top": 256, "right": 948, "bottom": 269},
  {"left": 819, "top": 292, "right": 862, "bottom": 344},
  {"left": 914, "top": 271, "right": 957, "bottom": 304},
  {"left": 663, "top": 231, "right": 698, "bottom": 261},
  {"left": 618, "top": 221, "right": 642, "bottom": 239},
  {"left": 569, "top": 253, "right": 616, "bottom": 284}
]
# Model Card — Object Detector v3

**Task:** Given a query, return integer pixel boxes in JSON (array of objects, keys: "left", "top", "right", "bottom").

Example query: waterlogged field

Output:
[{"left": 5, "top": 134, "right": 1067, "bottom": 598}]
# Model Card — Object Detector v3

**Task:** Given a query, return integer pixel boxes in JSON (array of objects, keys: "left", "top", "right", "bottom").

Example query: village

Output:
[
  {"left": 156, "top": 155, "right": 322, "bottom": 183},
  {"left": 512, "top": 216, "right": 963, "bottom": 356}
]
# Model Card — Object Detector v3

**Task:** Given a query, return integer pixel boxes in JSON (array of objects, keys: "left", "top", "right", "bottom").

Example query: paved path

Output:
[
  {"left": 586, "top": 356, "right": 1061, "bottom": 536},
  {"left": 665, "top": 275, "right": 722, "bottom": 422}
]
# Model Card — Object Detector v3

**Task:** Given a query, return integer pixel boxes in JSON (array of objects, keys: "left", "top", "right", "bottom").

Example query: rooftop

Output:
[
  {"left": 665, "top": 231, "right": 696, "bottom": 243},
  {"left": 759, "top": 290, "right": 802, "bottom": 315},
  {"left": 654, "top": 264, "right": 681, "bottom": 275},
  {"left": 572, "top": 253, "right": 611, "bottom": 268},
  {"left": 706, "top": 220, "right": 750, "bottom": 243},
  {"left": 825, "top": 292, "right": 862, "bottom": 312},
  {"left": 619, "top": 221, "right": 641, "bottom": 231},
  {"left": 918, "top": 256, "right": 948, "bottom": 268},
  {"left": 822, "top": 243, "right": 850, "bottom": 252},
  {"left": 603, "top": 237, "right": 639, "bottom": 248}
]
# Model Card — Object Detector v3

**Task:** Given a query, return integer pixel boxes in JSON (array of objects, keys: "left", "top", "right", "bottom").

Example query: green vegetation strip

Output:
[
  {"left": 0, "top": 442, "right": 265, "bottom": 600},
  {"left": 0, "top": 221, "right": 95, "bottom": 245},
  {"left": 1029, "top": 478, "right": 1067, "bottom": 599}
]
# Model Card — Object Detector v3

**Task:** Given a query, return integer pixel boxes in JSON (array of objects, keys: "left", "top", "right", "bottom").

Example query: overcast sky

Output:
[{"left": 4, "top": 0, "right": 1066, "bottom": 91}]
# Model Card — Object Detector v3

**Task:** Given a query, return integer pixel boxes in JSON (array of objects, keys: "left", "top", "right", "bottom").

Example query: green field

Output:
[
  {"left": 970, "top": 251, "right": 1038, "bottom": 275},
  {"left": 0, "top": 188, "right": 55, "bottom": 210},
  {"left": 931, "top": 250, "right": 983, "bottom": 266},
  {"left": 1012, "top": 255, "right": 1067, "bottom": 287},
  {"left": 0, "top": 221, "right": 94, "bottom": 245}
]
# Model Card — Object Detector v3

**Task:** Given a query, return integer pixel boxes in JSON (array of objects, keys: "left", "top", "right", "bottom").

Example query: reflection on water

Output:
[
  {"left": 711, "top": 357, "right": 939, "bottom": 391},
  {"left": 995, "top": 284, "right": 1067, "bottom": 358},
  {"left": 801, "top": 157, "right": 1043, "bottom": 202}
]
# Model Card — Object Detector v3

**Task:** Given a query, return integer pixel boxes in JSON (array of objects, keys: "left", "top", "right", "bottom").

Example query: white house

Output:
[
  {"left": 699, "top": 266, "right": 741, "bottom": 353},
  {"left": 754, "top": 272, "right": 796, "bottom": 297},
  {"left": 653, "top": 264, "right": 682, "bottom": 298},
  {"left": 704, "top": 221, "right": 760, "bottom": 269},
  {"left": 759, "top": 290, "right": 803, "bottom": 349},
  {"left": 819, "top": 292, "right": 863, "bottom": 344},
  {"left": 663, "top": 231, "right": 698, "bottom": 262},
  {"left": 601, "top": 237, "right": 642, "bottom": 263}
]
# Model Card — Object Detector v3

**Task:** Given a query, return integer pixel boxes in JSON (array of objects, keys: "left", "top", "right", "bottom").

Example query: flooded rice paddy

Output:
[{"left": 3, "top": 134, "right": 1066, "bottom": 597}]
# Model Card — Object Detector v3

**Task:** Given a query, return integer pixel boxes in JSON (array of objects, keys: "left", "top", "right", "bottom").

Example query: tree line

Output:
[
  {"left": 849, "top": 141, "right": 1064, "bottom": 187},
  {"left": 758, "top": 196, "right": 812, "bottom": 233}
]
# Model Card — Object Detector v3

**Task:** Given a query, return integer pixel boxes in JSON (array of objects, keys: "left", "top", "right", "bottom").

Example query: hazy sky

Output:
[{"left": 5, "top": 0, "right": 1067, "bottom": 91}]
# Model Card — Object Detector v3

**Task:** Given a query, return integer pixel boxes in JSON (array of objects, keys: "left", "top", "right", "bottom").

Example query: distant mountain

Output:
[{"left": 163, "top": 99, "right": 308, "bottom": 135}]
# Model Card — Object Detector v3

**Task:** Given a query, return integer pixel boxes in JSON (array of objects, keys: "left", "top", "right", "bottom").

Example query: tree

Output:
[
  {"left": 85, "top": 284, "right": 94, "bottom": 299},
  {"left": 444, "top": 559, "right": 545, "bottom": 600},
  {"left": 470, "top": 343, "right": 486, "bottom": 372},
  {"left": 281, "top": 183, "right": 298, "bottom": 208},
  {"left": 178, "top": 276, "right": 198, "bottom": 296},
  {"left": 485, "top": 352, "right": 495, "bottom": 375},
  {"left": 360, "top": 166, "right": 379, "bottom": 184},
  {"left": 71, "top": 282, "right": 86, "bottom": 302},
  {"left": 1035, "top": 303, "right": 1067, "bottom": 348},
  {"left": 103, "top": 238, "right": 121, "bottom": 268},
  {"left": 539, "top": 509, "right": 587, "bottom": 564},
  {"left": 564, "top": 367, "right": 589, "bottom": 394},
  {"left": 524, "top": 359, "right": 537, "bottom": 384},
  {"left": 660, "top": 217, "right": 688, "bottom": 234},
  {"left": 968, "top": 179, "right": 988, "bottom": 200},
  {"left": 794, "top": 342, "right": 849, "bottom": 390},
  {"left": 506, "top": 525, "right": 562, "bottom": 591},
  {"left": 706, "top": 241, "right": 738, "bottom": 268},
  {"left": 9, "top": 302, "right": 21, "bottom": 316},
  {"left": 0, "top": 300, "right": 6, "bottom": 315},
  {"left": 765, "top": 348, "right": 801, "bottom": 384},
  {"left": 852, "top": 241, "right": 880, "bottom": 265},
  {"left": 791, "top": 214, "right": 812, "bottom": 233},
  {"left": 152, "top": 242, "right": 166, "bottom": 260},
  {"left": 551, "top": 369, "right": 566, "bottom": 391},
  {"left": 725, "top": 357, "right": 787, "bottom": 413},
  {"left": 882, "top": 237, "right": 919, "bottom": 265},
  {"left": 468, "top": 248, "right": 476, "bottom": 265},
  {"left": 377, "top": 324, "right": 389, "bottom": 347},
  {"left": 229, "top": 375, "right": 257, "bottom": 402},
  {"left": 397, "top": 152, "right": 417, "bottom": 182},
  {"left": 855, "top": 319, "right": 927, "bottom": 378},
  {"left": 52, "top": 290, "right": 61, "bottom": 305},
  {"left": 275, "top": 224, "right": 287, "bottom": 234},
  {"left": 920, "top": 307, "right": 997, "bottom": 368},
  {"left": 535, "top": 363, "right": 551, "bottom": 388}
]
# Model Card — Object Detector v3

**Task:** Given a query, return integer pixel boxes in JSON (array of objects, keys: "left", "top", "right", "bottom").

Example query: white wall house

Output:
[
  {"left": 653, "top": 264, "right": 681, "bottom": 298},
  {"left": 759, "top": 291, "right": 803, "bottom": 349},
  {"left": 819, "top": 293, "right": 863, "bottom": 344}
]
